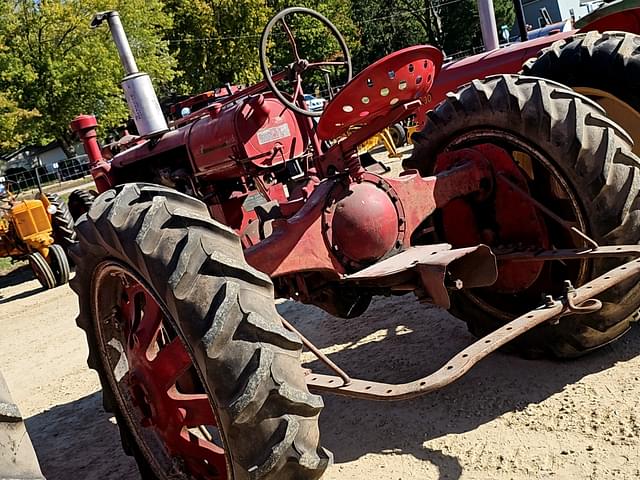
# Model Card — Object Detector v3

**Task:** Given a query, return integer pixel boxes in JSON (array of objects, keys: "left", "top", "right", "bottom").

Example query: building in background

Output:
[{"left": 510, "top": 0, "right": 604, "bottom": 39}]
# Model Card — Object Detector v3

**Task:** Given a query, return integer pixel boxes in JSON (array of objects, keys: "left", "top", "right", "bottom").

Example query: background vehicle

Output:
[
  {"left": 0, "top": 181, "right": 70, "bottom": 288},
  {"left": 304, "top": 93, "right": 328, "bottom": 112},
  {"left": 70, "top": 7, "right": 640, "bottom": 480}
]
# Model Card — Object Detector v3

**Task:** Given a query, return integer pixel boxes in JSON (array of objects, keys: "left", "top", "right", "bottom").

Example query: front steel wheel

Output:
[{"left": 71, "top": 183, "right": 330, "bottom": 479}]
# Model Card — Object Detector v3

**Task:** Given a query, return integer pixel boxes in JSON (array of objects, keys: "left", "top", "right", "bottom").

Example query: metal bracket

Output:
[{"left": 302, "top": 245, "right": 640, "bottom": 400}]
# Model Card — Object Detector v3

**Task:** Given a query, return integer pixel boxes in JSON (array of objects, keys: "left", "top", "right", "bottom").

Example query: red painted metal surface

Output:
[
  {"left": 120, "top": 280, "right": 227, "bottom": 479},
  {"left": 577, "top": 4, "right": 640, "bottom": 33},
  {"left": 111, "top": 127, "right": 188, "bottom": 169},
  {"left": 435, "top": 144, "right": 548, "bottom": 293},
  {"left": 70, "top": 114, "right": 112, "bottom": 193},
  {"left": 318, "top": 45, "right": 443, "bottom": 141},
  {"left": 423, "top": 33, "right": 573, "bottom": 120},
  {"left": 70, "top": 114, "right": 101, "bottom": 165},
  {"left": 237, "top": 95, "right": 308, "bottom": 171},
  {"left": 244, "top": 150, "right": 493, "bottom": 278},
  {"left": 326, "top": 181, "right": 399, "bottom": 264}
]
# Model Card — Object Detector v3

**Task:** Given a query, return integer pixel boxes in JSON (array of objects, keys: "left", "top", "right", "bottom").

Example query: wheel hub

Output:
[{"left": 435, "top": 143, "right": 549, "bottom": 293}]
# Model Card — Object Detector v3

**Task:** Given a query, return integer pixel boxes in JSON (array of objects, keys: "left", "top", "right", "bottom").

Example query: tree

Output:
[
  {"left": 350, "top": 0, "right": 427, "bottom": 70},
  {"left": 351, "top": 0, "right": 515, "bottom": 68},
  {"left": 0, "top": 92, "right": 38, "bottom": 153},
  {"left": 164, "top": 0, "right": 271, "bottom": 93},
  {"left": 438, "top": 0, "right": 514, "bottom": 55},
  {"left": 164, "top": 0, "right": 359, "bottom": 94},
  {"left": 0, "top": 0, "right": 177, "bottom": 154},
  {"left": 0, "top": 18, "right": 39, "bottom": 153}
]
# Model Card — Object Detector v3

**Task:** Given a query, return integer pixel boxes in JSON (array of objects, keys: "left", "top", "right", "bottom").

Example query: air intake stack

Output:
[{"left": 91, "top": 11, "right": 168, "bottom": 136}]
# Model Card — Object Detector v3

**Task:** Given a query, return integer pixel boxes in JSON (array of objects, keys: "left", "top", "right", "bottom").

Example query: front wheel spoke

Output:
[
  {"left": 121, "top": 283, "right": 144, "bottom": 324},
  {"left": 309, "top": 60, "right": 347, "bottom": 68},
  {"left": 280, "top": 17, "right": 300, "bottom": 61},
  {"left": 152, "top": 338, "right": 193, "bottom": 389},
  {"left": 176, "top": 431, "right": 226, "bottom": 474},
  {"left": 136, "top": 293, "right": 162, "bottom": 353},
  {"left": 171, "top": 392, "right": 216, "bottom": 428}
]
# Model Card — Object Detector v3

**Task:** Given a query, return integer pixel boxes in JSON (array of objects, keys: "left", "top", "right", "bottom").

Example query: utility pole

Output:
[
  {"left": 513, "top": 0, "right": 528, "bottom": 41},
  {"left": 478, "top": 0, "right": 499, "bottom": 51}
]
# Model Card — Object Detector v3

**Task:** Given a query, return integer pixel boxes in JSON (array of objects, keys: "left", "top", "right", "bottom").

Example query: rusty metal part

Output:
[
  {"left": 304, "top": 246, "right": 640, "bottom": 400},
  {"left": 245, "top": 153, "right": 492, "bottom": 278},
  {"left": 495, "top": 245, "right": 637, "bottom": 262},
  {"left": 279, "top": 316, "right": 352, "bottom": 386},
  {"left": 343, "top": 244, "right": 498, "bottom": 309},
  {"left": 497, "top": 173, "right": 599, "bottom": 249},
  {"left": 563, "top": 279, "right": 603, "bottom": 314}
]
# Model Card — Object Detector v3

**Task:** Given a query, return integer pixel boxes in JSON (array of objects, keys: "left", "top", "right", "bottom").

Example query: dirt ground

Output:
[{"left": 1, "top": 265, "right": 640, "bottom": 480}]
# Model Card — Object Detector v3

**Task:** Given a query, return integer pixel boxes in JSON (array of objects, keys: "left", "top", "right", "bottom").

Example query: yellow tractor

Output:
[{"left": 0, "top": 181, "right": 70, "bottom": 289}]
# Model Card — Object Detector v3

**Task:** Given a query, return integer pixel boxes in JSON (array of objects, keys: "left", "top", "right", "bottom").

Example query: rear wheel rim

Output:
[
  {"left": 574, "top": 86, "right": 640, "bottom": 156},
  {"left": 439, "top": 129, "right": 590, "bottom": 320},
  {"left": 92, "top": 261, "right": 230, "bottom": 479}
]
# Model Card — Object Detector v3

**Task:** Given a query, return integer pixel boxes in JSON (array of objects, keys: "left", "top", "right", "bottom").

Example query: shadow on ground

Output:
[
  {"left": 26, "top": 295, "right": 640, "bottom": 480},
  {"left": 26, "top": 391, "right": 139, "bottom": 480},
  {"left": 0, "top": 266, "right": 45, "bottom": 304},
  {"left": 278, "top": 296, "right": 640, "bottom": 479}
]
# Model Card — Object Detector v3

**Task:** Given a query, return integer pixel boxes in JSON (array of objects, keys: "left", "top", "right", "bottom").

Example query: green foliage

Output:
[
  {"left": 0, "top": 0, "right": 176, "bottom": 150},
  {"left": 438, "top": 0, "right": 514, "bottom": 54},
  {"left": 164, "top": 0, "right": 271, "bottom": 93},
  {"left": 352, "top": 0, "right": 515, "bottom": 66},
  {"left": 0, "top": 92, "right": 39, "bottom": 153},
  {"left": 164, "top": 0, "right": 359, "bottom": 94},
  {"left": 0, "top": 0, "right": 519, "bottom": 152}
]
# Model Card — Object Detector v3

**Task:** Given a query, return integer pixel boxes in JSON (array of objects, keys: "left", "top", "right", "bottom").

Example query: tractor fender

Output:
[{"left": 576, "top": 0, "right": 640, "bottom": 34}]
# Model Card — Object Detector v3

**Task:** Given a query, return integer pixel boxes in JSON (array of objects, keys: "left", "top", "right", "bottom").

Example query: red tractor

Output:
[
  {"left": 70, "top": 8, "right": 640, "bottom": 480},
  {"left": 411, "top": 0, "right": 640, "bottom": 153}
]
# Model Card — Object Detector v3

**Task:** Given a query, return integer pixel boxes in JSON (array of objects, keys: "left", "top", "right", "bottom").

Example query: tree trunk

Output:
[{"left": 58, "top": 131, "right": 77, "bottom": 158}]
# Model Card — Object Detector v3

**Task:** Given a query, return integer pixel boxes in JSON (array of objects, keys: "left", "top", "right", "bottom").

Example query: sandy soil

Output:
[{"left": 1, "top": 265, "right": 639, "bottom": 480}]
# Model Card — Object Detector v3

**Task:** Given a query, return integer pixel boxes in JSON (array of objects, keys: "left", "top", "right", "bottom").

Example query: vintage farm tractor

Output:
[
  {"left": 409, "top": 0, "right": 640, "bottom": 152},
  {"left": 69, "top": 8, "right": 640, "bottom": 479},
  {"left": 0, "top": 181, "right": 70, "bottom": 289}
]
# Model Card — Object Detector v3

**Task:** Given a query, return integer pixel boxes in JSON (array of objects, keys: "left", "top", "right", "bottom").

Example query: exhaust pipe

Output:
[{"left": 91, "top": 11, "right": 168, "bottom": 136}]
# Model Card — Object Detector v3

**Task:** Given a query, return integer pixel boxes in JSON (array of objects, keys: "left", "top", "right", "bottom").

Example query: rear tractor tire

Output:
[
  {"left": 388, "top": 123, "right": 407, "bottom": 147},
  {"left": 406, "top": 74, "right": 640, "bottom": 358},
  {"left": 523, "top": 31, "right": 640, "bottom": 155},
  {"left": 46, "top": 192, "right": 77, "bottom": 250},
  {"left": 68, "top": 188, "right": 96, "bottom": 220},
  {"left": 48, "top": 243, "right": 70, "bottom": 286},
  {"left": 71, "top": 183, "right": 330, "bottom": 480}
]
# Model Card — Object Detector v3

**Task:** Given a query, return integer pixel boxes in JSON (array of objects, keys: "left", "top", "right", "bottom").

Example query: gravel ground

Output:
[{"left": 1, "top": 265, "right": 640, "bottom": 480}]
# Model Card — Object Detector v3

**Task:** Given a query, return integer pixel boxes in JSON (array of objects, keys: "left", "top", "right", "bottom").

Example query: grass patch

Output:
[
  {"left": 0, "top": 257, "right": 12, "bottom": 270},
  {"left": 0, "top": 257, "right": 27, "bottom": 274}
]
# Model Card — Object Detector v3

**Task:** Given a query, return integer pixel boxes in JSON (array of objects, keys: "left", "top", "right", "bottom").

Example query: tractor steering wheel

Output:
[{"left": 260, "top": 7, "right": 352, "bottom": 117}]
